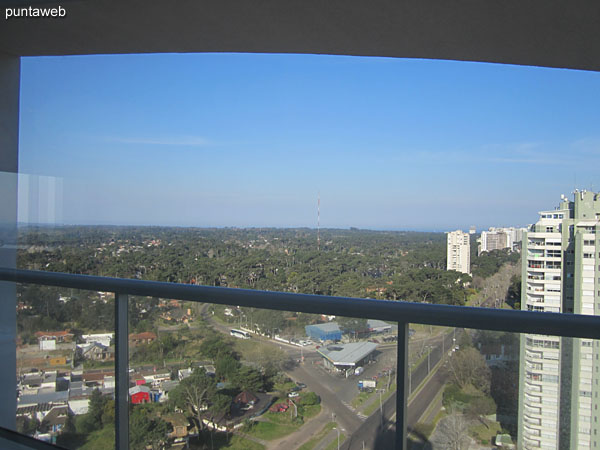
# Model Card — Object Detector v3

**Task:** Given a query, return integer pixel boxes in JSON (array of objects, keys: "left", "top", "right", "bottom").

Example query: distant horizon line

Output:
[{"left": 15, "top": 222, "right": 528, "bottom": 234}]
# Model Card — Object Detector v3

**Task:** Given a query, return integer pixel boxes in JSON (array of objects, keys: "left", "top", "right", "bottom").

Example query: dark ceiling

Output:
[{"left": 1, "top": 0, "right": 600, "bottom": 71}]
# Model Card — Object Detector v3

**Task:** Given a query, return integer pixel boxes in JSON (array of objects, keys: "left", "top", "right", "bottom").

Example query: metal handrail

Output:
[
  {"left": 3, "top": 267, "right": 600, "bottom": 450},
  {"left": 0, "top": 426, "right": 66, "bottom": 449},
  {"left": 1, "top": 268, "right": 600, "bottom": 339}
]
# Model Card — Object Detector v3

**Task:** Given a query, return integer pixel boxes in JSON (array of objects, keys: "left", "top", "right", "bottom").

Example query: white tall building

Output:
[
  {"left": 518, "top": 191, "right": 600, "bottom": 449},
  {"left": 479, "top": 226, "right": 527, "bottom": 254},
  {"left": 480, "top": 228, "right": 512, "bottom": 254},
  {"left": 447, "top": 230, "right": 471, "bottom": 275}
]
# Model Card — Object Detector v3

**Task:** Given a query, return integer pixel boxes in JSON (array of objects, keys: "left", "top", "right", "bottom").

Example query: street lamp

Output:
[
  {"left": 333, "top": 427, "right": 345, "bottom": 450},
  {"left": 378, "top": 389, "right": 384, "bottom": 426}
]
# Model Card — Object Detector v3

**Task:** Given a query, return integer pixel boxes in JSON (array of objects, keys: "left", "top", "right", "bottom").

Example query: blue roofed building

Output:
[{"left": 305, "top": 322, "right": 342, "bottom": 342}]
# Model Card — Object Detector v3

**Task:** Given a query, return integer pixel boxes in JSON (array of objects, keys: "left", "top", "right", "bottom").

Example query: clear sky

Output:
[{"left": 18, "top": 53, "right": 600, "bottom": 231}]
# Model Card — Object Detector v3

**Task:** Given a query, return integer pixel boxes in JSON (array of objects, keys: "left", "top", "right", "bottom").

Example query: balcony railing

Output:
[{"left": 3, "top": 268, "right": 600, "bottom": 449}]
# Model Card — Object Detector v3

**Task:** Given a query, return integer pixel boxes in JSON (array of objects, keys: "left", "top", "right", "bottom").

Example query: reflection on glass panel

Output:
[
  {"left": 125, "top": 301, "right": 399, "bottom": 449},
  {"left": 408, "top": 326, "right": 519, "bottom": 450},
  {"left": 16, "top": 284, "right": 115, "bottom": 449},
  {"left": 520, "top": 335, "right": 600, "bottom": 450}
]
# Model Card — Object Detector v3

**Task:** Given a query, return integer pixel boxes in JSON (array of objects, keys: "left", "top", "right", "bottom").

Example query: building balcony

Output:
[{"left": 0, "top": 268, "right": 599, "bottom": 449}]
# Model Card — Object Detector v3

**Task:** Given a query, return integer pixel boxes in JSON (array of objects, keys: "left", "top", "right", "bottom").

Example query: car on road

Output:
[
  {"left": 296, "top": 382, "right": 307, "bottom": 389},
  {"left": 288, "top": 391, "right": 300, "bottom": 398}
]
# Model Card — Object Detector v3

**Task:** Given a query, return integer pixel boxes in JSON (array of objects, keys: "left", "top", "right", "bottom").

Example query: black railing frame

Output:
[{"left": 4, "top": 268, "right": 600, "bottom": 449}]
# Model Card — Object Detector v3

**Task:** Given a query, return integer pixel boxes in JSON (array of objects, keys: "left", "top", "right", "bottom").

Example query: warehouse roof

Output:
[
  {"left": 367, "top": 319, "right": 393, "bottom": 329},
  {"left": 306, "top": 322, "right": 341, "bottom": 332},
  {"left": 318, "top": 342, "right": 377, "bottom": 366}
]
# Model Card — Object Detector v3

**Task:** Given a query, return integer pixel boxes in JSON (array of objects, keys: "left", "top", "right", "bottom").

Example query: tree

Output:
[
  {"left": 232, "top": 365, "right": 264, "bottom": 392},
  {"left": 215, "top": 354, "right": 241, "bottom": 380},
  {"left": 337, "top": 317, "right": 368, "bottom": 336},
  {"left": 298, "top": 392, "right": 320, "bottom": 406},
  {"left": 102, "top": 399, "right": 115, "bottom": 426},
  {"left": 210, "top": 392, "right": 232, "bottom": 417},
  {"left": 434, "top": 409, "right": 470, "bottom": 450},
  {"left": 169, "top": 368, "right": 217, "bottom": 432},
  {"left": 75, "top": 388, "right": 106, "bottom": 435},
  {"left": 446, "top": 347, "right": 491, "bottom": 393},
  {"left": 506, "top": 275, "right": 521, "bottom": 309},
  {"left": 16, "top": 416, "right": 40, "bottom": 436},
  {"left": 88, "top": 388, "right": 106, "bottom": 424},
  {"left": 130, "top": 404, "right": 169, "bottom": 450},
  {"left": 466, "top": 396, "right": 497, "bottom": 420},
  {"left": 200, "top": 335, "right": 235, "bottom": 360}
]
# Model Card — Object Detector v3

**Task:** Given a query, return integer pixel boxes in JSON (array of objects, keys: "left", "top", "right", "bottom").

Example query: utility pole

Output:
[
  {"left": 379, "top": 389, "right": 383, "bottom": 426},
  {"left": 317, "top": 193, "right": 320, "bottom": 251},
  {"left": 427, "top": 347, "right": 431, "bottom": 373}
]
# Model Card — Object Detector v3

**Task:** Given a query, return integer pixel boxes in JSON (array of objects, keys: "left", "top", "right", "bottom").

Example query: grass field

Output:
[
  {"left": 213, "top": 434, "right": 265, "bottom": 450},
  {"left": 245, "top": 420, "right": 300, "bottom": 440},
  {"left": 324, "top": 431, "right": 345, "bottom": 450},
  {"left": 469, "top": 419, "right": 502, "bottom": 445}
]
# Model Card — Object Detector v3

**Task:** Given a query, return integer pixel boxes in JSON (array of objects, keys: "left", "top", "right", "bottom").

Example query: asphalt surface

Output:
[
  {"left": 340, "top": 338, "right": 451, "bottom": 450},
  {"left": 203, "top": 304, "right": 467, "bottom": 449}
]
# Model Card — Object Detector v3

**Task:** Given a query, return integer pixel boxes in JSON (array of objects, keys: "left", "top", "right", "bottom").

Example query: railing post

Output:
[
  {"left": 396, "top": 322, "right": 408, "bottom": 449},
  {"left": 115, "top": 293, "right": 129, "bottom": 450},
  {"left": 0, "top": 53, "right": 20, "bottom": 431}
]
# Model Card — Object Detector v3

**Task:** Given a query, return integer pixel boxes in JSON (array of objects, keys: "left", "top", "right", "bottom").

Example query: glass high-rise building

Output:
[{"left": 519, "top": 190, "right": 600, "bottom": 449}]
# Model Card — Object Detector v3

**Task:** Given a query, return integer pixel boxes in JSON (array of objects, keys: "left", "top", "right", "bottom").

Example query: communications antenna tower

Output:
[{"left": 317, "top": 193, "right": 320, "bottom": 251}]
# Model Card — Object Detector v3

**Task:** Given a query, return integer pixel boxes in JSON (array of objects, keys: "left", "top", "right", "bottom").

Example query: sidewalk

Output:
[
  {"left": 314, "top": 429, "right": 338, "bottom": 450},
  {"left": 232, "top": 430, "right": 268, "bottom": 447},
  {"left": 265, "top": 405, "right": 330, "bottom": 449}
]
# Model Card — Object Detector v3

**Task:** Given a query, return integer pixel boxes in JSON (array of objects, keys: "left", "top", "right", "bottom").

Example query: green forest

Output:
[{"left": 16, "top": 226, "right": 518, "bottom": 339}]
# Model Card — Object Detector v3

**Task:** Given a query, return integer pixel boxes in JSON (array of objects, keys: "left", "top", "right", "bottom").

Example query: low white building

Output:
[{"left": 81, "top": 333, "right": 113, "bottom": 347}]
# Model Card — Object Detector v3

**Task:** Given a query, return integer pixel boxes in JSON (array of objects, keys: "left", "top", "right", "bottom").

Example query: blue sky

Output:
[{"left": 18, "top": 53, "right": 600, "bottom": 230}]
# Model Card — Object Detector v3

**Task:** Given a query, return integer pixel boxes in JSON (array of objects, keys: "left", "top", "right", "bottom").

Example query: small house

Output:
[
  {"left": 129, "top": 385, "right": 151, "bottom": 404},
  {"left": 128, "top": 332, "right": 157, "bottom": 346}
]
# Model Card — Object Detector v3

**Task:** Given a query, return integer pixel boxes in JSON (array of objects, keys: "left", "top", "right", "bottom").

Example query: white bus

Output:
[{"left": 230, "top": 329, "right": 251, "bottom": 339}]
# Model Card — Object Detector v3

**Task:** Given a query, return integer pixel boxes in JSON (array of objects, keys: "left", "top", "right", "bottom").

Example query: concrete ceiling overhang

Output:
[{"left": 1, "top": 0, "right": 600, "bottom": 71}]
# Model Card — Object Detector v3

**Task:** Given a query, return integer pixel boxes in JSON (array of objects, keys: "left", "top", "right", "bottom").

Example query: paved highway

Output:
[{"left": 202, "top": 304, "right": 465, "bottom": 448}]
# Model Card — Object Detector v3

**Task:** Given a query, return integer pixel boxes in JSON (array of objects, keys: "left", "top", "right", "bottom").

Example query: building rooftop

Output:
[
  {"left": 129, "top": 385, "right": 151, "bottom": 395},
  {"left": 18, "top": 390, "right": 69, "bottom": 407},
  {"left": 306, "top": 322, "right": 341, "bottom": 332},
  {"left": 318, "top": 342, "right": 377, "bottom": 366},
  {"left": 367, "top": 319, "right": 394, "bottom": 330}
]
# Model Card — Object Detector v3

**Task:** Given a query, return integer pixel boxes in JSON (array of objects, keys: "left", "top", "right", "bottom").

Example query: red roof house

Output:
[
  {"left": 128, "top": 332, "right": 157, "bottom": 346},
  {"left": 234, "top": 391, "right": 258, "bottom": 406},
  {"left": 129, "top": 385, "right": 151, "bottom": 404}
]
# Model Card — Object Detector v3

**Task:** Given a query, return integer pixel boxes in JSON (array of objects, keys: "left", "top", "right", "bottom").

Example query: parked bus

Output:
[{"left": 230, "top": 329, "right": 251, "bottom": 339}]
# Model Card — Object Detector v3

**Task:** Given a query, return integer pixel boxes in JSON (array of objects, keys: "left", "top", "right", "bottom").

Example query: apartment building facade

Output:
[
  {"left": 478, "top": 227, "right": 527, "bottom": 254},
  {"left": 519, "top": 190, "right": 600, "bottom": 449},
  {"left": 447, "top": 230, "right": 471, "bottom": 275},
  {"left": 480, "top": 229, "right": 512, "bottom": 254}
]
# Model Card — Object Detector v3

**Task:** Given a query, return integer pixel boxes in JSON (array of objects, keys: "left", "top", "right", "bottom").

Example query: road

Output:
[
  {"left": 340, "top": 334, "right": 452, "bottom": 450},
  {"left": 201, "top": 304, "right": 501, "bottom": 449},
  {"left": 202, "top": 303, "right": 465, "bottom": 444},
  {"left": 201, "top": 304, "right": 365, "bottom": 433}
]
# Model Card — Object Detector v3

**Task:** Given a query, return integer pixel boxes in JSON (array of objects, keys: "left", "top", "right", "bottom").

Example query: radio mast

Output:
[{"left": 317, "top": 193, "right": 320, "bottom": 251}]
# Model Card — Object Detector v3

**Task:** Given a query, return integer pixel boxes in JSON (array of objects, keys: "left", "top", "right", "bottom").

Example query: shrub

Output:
[
  {"left": 299, "top": 392, "right": 320, "bottom": 406},
  {"left": 443, "top": 383, "right": 474, "bottom": 409},
  {"left": 412, "top": 422, "right": 434, "bottom": 439}
]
